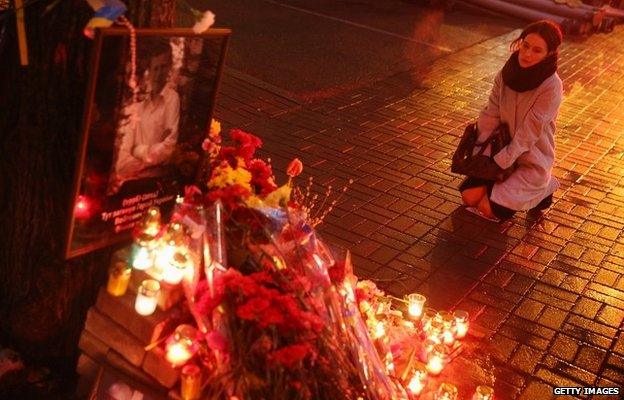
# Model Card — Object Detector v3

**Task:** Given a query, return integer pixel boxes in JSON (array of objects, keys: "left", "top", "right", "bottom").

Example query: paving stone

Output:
[
  {"left": 594, "top": 269, "right": 619, "bottom": 287},
  {"left": 489, "top": 333, "right": 519, "bottom": 363},
  {"left": 539, "top": 268, "right": 566, "bottom": 287},
  {"left": 509, "top": 345, "right": 543, "bottom": 375},
  {"left": 596, "top": 305, "right": 624, "bottom": 328},
  {"left": 543, "top": 355, "right": 598, "bottom": 387},
  {"left": 574, "top": 346, "right": 607, "bottom": 375},
  {"left": 514, "top": 298, "right": 545, "bottom": 321},
  {"left": 549, "top": 334, "right": 580, "bottom": 363},
  {"left": 538, "top": 307, "right": 569, "bottom": 331},
  {"left": 572, "top": 297, "right": 603, "bottom": 320},
  {"left": 518, "top": 380, "right": 554, "bottom": 400}
]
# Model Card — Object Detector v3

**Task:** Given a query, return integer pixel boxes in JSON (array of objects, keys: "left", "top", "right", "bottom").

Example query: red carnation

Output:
[
  {"left": 268, "top": 343, "right": 311, "bottom": 368},
  {"left": 231, "top": 129, "right": 262, "bottom": 161},
  {"left": 248, "top": 159, "right": 278, "bottom": 196},
  {"left": 236, "top": 297, "right": 271, "bottom": 320}
]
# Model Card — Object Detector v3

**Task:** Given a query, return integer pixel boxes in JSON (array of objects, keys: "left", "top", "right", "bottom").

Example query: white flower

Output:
[{"left": 192, "top": 11, "right": 215, "bottom": 33}]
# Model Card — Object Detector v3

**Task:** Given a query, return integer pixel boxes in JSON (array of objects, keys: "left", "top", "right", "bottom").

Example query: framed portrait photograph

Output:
[{"left": 65, "top": 27, "right": 230, "bottom": 259}]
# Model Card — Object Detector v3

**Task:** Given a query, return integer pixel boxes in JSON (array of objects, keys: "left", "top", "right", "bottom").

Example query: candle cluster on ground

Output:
[
  {"left": 105, "top": 206, "right": 198, "bottom": 318},
  {"left": 358, "top": 287, "right": 493, "bottom": 399}
]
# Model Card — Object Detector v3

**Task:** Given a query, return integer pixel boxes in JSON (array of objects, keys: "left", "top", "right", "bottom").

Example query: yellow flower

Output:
[
  {"left": 263, "top": 184, "right": 292, "bottom": 208},
  {"left": 210, "top": 119, "right": 221, "bottom": 139},
  {"left": 209, "top": 163, "right": 252, "bottom": 192}
]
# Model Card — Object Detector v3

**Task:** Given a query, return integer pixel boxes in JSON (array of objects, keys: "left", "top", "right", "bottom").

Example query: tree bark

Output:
[{"left": 0, "top": 0, "right": 175, "bottom": 376}]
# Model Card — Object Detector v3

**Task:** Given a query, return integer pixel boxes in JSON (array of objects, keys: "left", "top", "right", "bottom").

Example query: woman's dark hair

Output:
[{"left": 510, "top": 20, "right": 563, "bottom": 53}]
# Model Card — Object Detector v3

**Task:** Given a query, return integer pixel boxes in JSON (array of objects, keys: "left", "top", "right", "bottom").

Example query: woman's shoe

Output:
[{"left": 529, "top": 195, "right": 553, "bottom": 213}]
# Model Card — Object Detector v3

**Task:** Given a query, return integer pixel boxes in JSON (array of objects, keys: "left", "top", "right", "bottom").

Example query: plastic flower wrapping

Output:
[{"left": 130, "top": 121, "right": 482, "bottom": 399}]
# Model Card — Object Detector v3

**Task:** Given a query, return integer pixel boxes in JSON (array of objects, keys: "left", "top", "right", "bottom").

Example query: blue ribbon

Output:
[{"left": 93, "top": 0, "right": 127, "bottom": 21}]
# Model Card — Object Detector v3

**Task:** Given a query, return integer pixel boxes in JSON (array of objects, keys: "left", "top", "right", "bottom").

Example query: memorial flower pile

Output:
[{"left": 121, "top": 120, "right": 491, "bottom": 400}]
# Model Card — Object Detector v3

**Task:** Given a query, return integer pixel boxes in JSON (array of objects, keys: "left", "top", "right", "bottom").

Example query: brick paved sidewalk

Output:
[{"left": 214, "top": 27, "right": 624, "bottom": 399}]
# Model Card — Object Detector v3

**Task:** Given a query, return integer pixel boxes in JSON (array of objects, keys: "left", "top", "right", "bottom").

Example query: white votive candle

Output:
[
  {"left": 135, "top": 279, "right": 160, "bottom": 316},
  {"left": 406, "top": 293, "right": 427, "bottom": 319}
]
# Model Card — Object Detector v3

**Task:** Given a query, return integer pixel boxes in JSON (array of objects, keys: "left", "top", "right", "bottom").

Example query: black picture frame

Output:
[{"left": 65, "top": 27, "right": 230, "bottom": 259}]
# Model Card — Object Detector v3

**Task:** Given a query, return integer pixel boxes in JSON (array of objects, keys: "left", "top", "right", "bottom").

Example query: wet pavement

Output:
[
  {"left": 198, "top": 0, "right": 522, "bottom": 101},
  {"left": 209, "top": 8, "right": 624, "bottom": 400}
]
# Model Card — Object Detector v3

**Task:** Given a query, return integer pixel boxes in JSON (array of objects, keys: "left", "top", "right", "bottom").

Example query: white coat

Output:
[{"left": 477, "top": 71, "right": 563, "bottom": 211}]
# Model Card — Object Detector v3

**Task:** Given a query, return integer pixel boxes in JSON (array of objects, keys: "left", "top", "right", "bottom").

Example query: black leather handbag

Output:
[{"left": 451, "top": 122, "right": 515, "bottom": 182}]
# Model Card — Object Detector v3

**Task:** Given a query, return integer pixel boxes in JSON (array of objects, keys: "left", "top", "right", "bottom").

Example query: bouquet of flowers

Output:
[{"left": 132, "top": 120, "right": 480, "bottom": 400}]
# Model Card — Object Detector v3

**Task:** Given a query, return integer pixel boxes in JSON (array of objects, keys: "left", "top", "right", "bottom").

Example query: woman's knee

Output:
[{"left": 461, "top": 186, "right": 487, "bottom": 207}]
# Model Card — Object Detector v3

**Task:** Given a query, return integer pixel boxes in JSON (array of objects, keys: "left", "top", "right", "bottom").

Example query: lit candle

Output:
[
  {"left": 426, "top": 344, "right": 447, "bottom": 375},
  {"left": 373, "top": 320, "right": 386, "bottom": 339},
  {"left": 419, "top": 338, "right": 436, "bottom": 363},
  {"left": 454, "top": 310, "right": 469, "bottom": 339},
  {"left": 473, "top": 385, "right": 494, "bottom": 400},
  {"left": 406, "top": 293, "right": 427, "bottom": 319},
  {"left": 421, "top": 307, "right": 437, "bottom": 332},
  {"left": 163, "top": 251, "right": 188, "bottom": 285},
  {"left": 134, "top": 279, "right": 160, "bottom": 316},
  {"left": 181, "top": 364, "right": 202, "bottom": 400},
  {"left": 141, "top": 207, "right": 162, "bottom": 238},
  {"left": 154, "top": 223, "right": 188, "bottom": 277},
  {"left": 441, "top": 314, "right": 456, "bottom": 345},
  {"left": 166, "top": 342, "right": 192, "bottom": 366},
  {"left": 427, "top": 321, "right": 444, "bottom": 345},
  {"left": 132, "top": 246, "right": 153, "bottom": 271},
  {"left": 406, "top": 361, "right": 428, "bottom": 396},
  {"left": 166, "top": 324, "right": 197, "bottom": 367},
  {"left": 107, "top": 261, "right": 131, "bottom": 297},
  {"left": 435, "top": 383, "right": 458, "bottom": 400},
  {"left": 154, "top": 243, "right": 176, "bottom": 276},
  {"left": 376, "top": 300, "right": 391, "bottom": 316}
]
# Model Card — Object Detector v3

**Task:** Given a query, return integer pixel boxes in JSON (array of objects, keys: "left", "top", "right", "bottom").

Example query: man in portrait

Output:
[{"left": 108, "top": 39, "right": 180, "bottom": 196}]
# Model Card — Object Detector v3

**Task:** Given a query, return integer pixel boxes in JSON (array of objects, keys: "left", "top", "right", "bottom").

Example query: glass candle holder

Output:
[
  {"left": 406, "top": 293, "right": 427, "bottom": 320},
  {"left": 473, "top": 385, "right": 494, "bottom": 400},
  {"left": 436, "top": 310, "right": 451, "bottom": 324},
  {"left": 154, "top": 243, "right": 176, "bottom": 278},
  {"left": 133, "top": 206, "right": 161, "bottom": 249},
  {"left": 373, "top": 320, "right": 386, "bottom": 340},
  {"left": 134, "top": 279, "right": 160, "bottom": 316},
  {"left": 426, "top": 344, "right": 448, "bottom": 375},
  {"left": 436, "top": 383, "right": 458, "bottom": 400},
  {"left": 454, "top": 310, "right": 469, "bottom": 339},
  {"left": 166, "top": 324, "right": 197, "bottom": 367},
  {"left": 427, "top": 320, "right": 444, "bottom": 344},
  {"left": 163, "top": 251, "right": 188, "bottom": 285},
  {"left": 142, "top": 206, "right": 162, "bottom": 237},
  {"left": 441, "top": 314, "right": 456, "bottom": 345},
  {"left": 421, "top": 307, "right": 437, "bottom": 332},
  {"left": 132, "top": 245, "right": 153, "bottom": 271},
  {"left": 419, "top": 338, "right": 437, "bottom": 362},
  {"left": 376, "top": 299, "right": 392, "bottom": 316},
  {"left": 406, "top": 361, "right": 428, "bottom": 396},
  {"left": 181, "top": 364, "right": 202, "bottom": 400},
  {"left": 107, "top": 261, "right": 131, "bottom": 297}
]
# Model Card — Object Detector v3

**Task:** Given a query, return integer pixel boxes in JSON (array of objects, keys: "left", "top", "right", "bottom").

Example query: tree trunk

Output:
[{"left": 0, "top": 0, "right": 175, "bottom": 384}]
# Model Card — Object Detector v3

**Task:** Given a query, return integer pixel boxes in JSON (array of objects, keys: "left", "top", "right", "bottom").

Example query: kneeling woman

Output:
[{"left": 460, "top": 20, "right": 564, "bottom": 221}]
